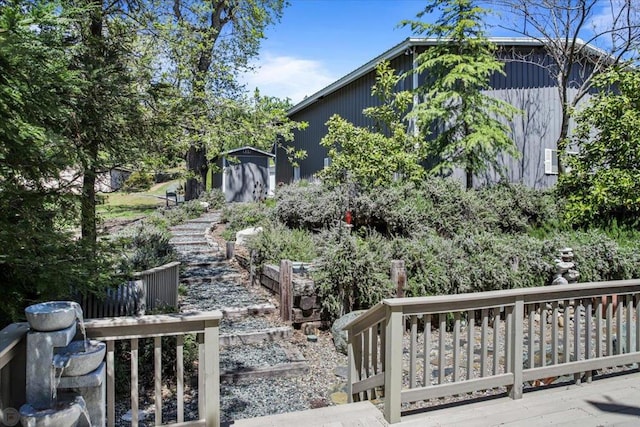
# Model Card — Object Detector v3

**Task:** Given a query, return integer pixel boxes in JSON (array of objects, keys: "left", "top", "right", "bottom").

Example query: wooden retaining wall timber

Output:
[{"left": 261, "top": 261, "right": 322, "bottom": 325}]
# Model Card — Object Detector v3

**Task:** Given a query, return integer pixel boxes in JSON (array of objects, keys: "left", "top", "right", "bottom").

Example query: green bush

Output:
[
  {"left": 274, "top": 182, "right": 347, "bottom": 230},
  {"left": 113, "top": 222, "right": 176, "bottom": 273},
  {"left": 199, "top": 189, "right": 226, "bottom": 210},
  {"left": 392, "top": 231, "right": 557, "bottom": 297},
  {"left": 147, "top": 200, "right": 206, "bottom": 229},
  {"left": 122, "top": 171, "right": 154, "bottom": 192},
  {"left": 246, "top": 222, "right": 317, "bottom": 269},
  {"left": 313, "top": 226, "right": 394, "bottom": 321},
  {"left": 221, "top": 202, "right": 272, "bottom": 241},
  {"left": 549, "top": 230, "right": 640, "bottom": 282}
]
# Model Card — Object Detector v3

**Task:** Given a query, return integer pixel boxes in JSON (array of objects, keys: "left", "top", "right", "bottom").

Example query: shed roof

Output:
[
  {"left": 223, "top": 146, "right": 275, "bottom": 158},
  {"left": 288, "top": 36, "right": 602, "bottom": 116}
]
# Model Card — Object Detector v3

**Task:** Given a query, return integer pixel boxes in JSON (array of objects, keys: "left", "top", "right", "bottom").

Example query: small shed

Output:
[{"left": 212, "top": 146, "right": 274, "bottom": 202}]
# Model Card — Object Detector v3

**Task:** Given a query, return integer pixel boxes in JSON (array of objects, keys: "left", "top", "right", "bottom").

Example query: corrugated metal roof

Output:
[{"left": 288, "top": 36, "right": 600, "bottom": 116}]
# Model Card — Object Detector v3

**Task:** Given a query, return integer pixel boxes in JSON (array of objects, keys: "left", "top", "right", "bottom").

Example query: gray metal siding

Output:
[
  {"left": 283, "top": 43, "right": 590, "bottom": 188},
  {"left": 280, "top": 54, "right": 413, "bottom": 183}
]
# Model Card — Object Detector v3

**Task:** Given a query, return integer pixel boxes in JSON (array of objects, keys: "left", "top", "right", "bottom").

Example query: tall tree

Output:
[
  {"left": 68, "top": 1, "right": 155, "bottom": 245},
  {"left": 403, "top": 0, "right": 519, "bottom": 189},
  {"left": 155, "top": 0, "right": 287, "bottom": 200},
  {"left": 496, "top": 0, "right": 640, "bottom": 173},
  {"left": 560, "top": 68, "right": 640, "bottom": 227},
  {"left": 0, "top": 0, "right": 113, "bottom": 324}
]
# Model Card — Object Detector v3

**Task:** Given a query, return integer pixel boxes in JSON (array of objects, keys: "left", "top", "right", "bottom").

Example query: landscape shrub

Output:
[
  {"left": 220, "top": 202, "right": 272, "bottom": 241},
  {"left": 549, "top": 230, "right": 640, "bottom": 282},
  {"left": 313, "top": 226, "right": 394, "bottom": 321},
  {"left": 122, "top": 171, "right": 154, "bottom": 192},
  {"left": 476, "top": 183, "right": 562, "bottom": 234},
  {"left": 274, "top": 182, "right": 347, "bottom": 230},
  {"left": 352, "top": 178, "right": 484, "bottom": 237},
  {"left": 147, "top": 200, "right": 206, "bottom": 229},
  {"left": 246, "top": 222, "right": 317, "bottom": 269},
  {"left": 113, "top": 222, "right": 176, "bottom": 273},
  {"left": 392, "top": 231, "right": 557, "bottom": 297},
  {"left": 199, "top": 188, "right": 226, "bottom": 210}
]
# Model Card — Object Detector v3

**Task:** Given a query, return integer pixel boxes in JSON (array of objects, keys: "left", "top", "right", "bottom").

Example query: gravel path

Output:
[{"left": 110, "top": 212, "right": 348, "bottom": 426}]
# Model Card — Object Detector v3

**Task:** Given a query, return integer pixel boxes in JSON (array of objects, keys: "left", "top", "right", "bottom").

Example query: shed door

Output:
[{"left": 224, "top": 156, "right": 269, "bottom": 202}]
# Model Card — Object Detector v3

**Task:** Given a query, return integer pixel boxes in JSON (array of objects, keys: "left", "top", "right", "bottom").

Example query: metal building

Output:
[
  {"left": 280, "top": 37, "right": 595, "bottom": 189},
  {"left": 212, "top": 146, "right": 274, "bottom": 202}
]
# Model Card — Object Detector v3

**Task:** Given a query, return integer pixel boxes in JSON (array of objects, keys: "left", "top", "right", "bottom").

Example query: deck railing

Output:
[
  {"left": 344, "top": 280, "right": 640, "bottom": 424},
  {"left": 0, "top": 310, "right": 222, "bottom": 427}
]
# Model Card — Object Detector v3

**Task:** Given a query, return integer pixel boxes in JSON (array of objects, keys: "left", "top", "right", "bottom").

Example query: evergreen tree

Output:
[{"left": 403, "top": 0, "right": 519, "bottom": 189}]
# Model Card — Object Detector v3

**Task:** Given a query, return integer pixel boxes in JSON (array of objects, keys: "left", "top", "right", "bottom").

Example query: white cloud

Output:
[{"left": 241, "top": 54, "right": 337, "bottom": 105}]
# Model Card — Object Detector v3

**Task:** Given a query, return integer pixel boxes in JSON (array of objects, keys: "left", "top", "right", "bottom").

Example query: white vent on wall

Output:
[
  {"left": 293, "top": 166, "right": 301, "bottom": 182},
  {"left": 323, "top": 157, "right": 330, "bottom": 169},
  {"left": 544, "top": 149, "right": 558, "bottom": 175}
]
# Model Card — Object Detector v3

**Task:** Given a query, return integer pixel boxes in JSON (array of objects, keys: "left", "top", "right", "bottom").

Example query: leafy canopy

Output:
[
  {"left": 559, "top": 68, "right": 640, "bottom": 228},
  {"left": 319, "top": 60, "right": 424, "bottom": 189}
]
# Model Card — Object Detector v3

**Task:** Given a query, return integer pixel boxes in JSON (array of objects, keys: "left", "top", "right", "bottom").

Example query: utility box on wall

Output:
[{"left": 212, "top": 146, "right": 274, "bottom": 203}]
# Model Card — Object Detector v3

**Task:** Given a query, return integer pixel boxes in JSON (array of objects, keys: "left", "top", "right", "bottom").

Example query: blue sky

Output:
[
  {"left": 240, "top": 1, "right": 618, "bottom": 104},
  {"left": 241, "top": 0, "right": 430, "bottom": 103}
]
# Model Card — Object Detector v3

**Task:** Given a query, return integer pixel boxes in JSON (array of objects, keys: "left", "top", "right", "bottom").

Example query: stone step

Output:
[
  {"left": 220, "top": 303, "right": 276, "bottom": 318},
  {"left": 219, "top": 326, "right": 292, "bottom": 346},
  {"left": 170, "top": 239, "right": 210, "bottom": 246},
  {"left": 219, "top": 343, "right": 308, "bottom": 384}
]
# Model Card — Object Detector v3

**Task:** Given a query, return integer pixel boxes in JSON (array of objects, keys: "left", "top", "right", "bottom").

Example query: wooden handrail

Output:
[{"left": 345, "top": 279, "right": 640, "bottom": 424}]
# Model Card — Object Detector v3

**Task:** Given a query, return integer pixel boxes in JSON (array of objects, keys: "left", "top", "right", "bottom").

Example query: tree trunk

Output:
[
  {"left": 556, "top": 108, "right": 571, "bottom": 175},
  {"left": 185, "top": 144, "right": 208, "bottom": 200},
  {"left": 465, "top": 166, "right": 473, "bottom": 190},
  {"left": 81, "top": 165, "right": 97, "bottom": 245}
]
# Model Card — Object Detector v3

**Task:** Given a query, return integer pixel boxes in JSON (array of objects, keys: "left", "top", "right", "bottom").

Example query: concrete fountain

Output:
[{"left": 19, "top": 301, "right": 106, "bottom": 427}]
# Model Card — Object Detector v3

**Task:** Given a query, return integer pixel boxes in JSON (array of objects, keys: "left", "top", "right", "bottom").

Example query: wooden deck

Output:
[{"left": 226, "top": 371, "right": 640, "bottom": 426}]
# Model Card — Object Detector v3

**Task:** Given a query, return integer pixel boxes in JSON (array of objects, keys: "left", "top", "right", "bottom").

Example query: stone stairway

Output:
[{"left": 168, "top": 211, "right": 313, "bottom": 422}]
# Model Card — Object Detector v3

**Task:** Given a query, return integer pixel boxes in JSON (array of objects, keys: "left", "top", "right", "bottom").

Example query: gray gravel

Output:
[
  {"left": 220, "top": 316, "right": 275, "bottom": 334},
  {"left": 220, "top": 342, "right": 289, "bottom": 372},
  {"left": 180, "top": 278, "right": 268, "bottom": 312}
]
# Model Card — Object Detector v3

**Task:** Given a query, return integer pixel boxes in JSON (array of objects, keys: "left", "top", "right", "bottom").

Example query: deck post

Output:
[
  {"left": 279, "top": 259, "right": 293, "bottom": 321},
  {"left": 384, "top": 304, "right": 403, "bottom": 424},
  {"left": 509, "top": 298, "right": 524, "bottom": 400},
  {"left": 204, "top": 319, "right": 220, "bottom": 427},
  {"left": 346, "top": 329, "right": 355, "bottom": 403}
]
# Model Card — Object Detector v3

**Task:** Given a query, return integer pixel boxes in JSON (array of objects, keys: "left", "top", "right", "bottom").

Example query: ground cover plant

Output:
[{"left": 231, "top": 178, "right": 640, "bottom": 322}]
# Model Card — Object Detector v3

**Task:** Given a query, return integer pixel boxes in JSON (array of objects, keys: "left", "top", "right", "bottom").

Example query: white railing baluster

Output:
[
  {"left": 423, "top": 314, "right": 431, "bottom": 386},
  {"left": 107, "top": 340, "right": 115, "bottom": 427},
  {"left": 467, "top": 310, "right": 474, "bottom": 381},
  {"left": 177, "top": 335, "right": 184, "bottom": 424},
  {"left": 364, "top": 327, "right": 371, "bottom": 399},
  {"left": 481, "top": 308, "right": 488, "bottom": 377},
  {"left": 410, "top": 315, "right": 417, "bottom": 389},
  {"left": 527, "top": 304, "right": 534, "bottom": 369},
  {"left": 626, "top": 295, "right": 633, "bottom": 354},
  {"left": 585, "top": 298, "right": 593, "bottom": 383},
  {"left": 493, "top": 309, "right": 500, "bottom": 375},
  {"left": 552, "top": 301, "right": 559, "bottom": 365},
  {"left": 540, "top": 304, "right": 546, "bottom": 368},
  {"left": 453, "top": 312, "right": 461, "bottom": 382},
  {"left": 439, "top": 313, "right": 446, "bottom": 384},
  {"left": 596, "top": 297, "right": 603, "bottom": 358},
  {"left": 564, "top": 300, "right": 571, "bottom": 364},
  {"left": 154, "top": 337, "right": 162, "bottom": 425},
  {"left": 574, "top": 299, "right": 582, "bottom": 384},
  {"left": 616, "top": 296, "right": 623, "bottom": 355},
  {"left": 131, "top": 338, "right": 139, "bottom": 427}
]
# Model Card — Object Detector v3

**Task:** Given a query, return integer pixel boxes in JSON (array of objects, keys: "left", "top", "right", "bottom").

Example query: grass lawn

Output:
[{"left": 97, "top": 180, "right": 182, "bottom": 220}]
